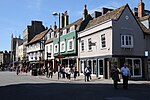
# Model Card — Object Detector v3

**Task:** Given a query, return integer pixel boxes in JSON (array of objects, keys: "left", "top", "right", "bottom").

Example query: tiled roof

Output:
[
  {"left": 45, "top": 38, "right": 54, "bottom": 44},
  {"left": 138, "top": 16, "right": 150, "bottom": 34},
  {"left": 138, "top": 20, "right": 150, "bottom": 34},
  {"left": 139, "top": 15, "right": 150, "bottom": 21},
  {"left": 28, "top": 29, "right": 49, "bottom": 45},
  {"left": 85, "top": 4, "right": 127, "bottom": 29},
  {"left": 62, "top": 18, "right": 83, "bottom": 31}
]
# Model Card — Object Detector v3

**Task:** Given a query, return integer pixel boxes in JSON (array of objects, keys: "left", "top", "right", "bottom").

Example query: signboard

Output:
[{"left": 145, "top": 51, "right": 148, "bottom": 57}]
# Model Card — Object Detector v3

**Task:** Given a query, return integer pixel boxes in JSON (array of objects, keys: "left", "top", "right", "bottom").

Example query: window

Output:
[
  {"left": 81, "top": 40, "right": 84, "bottom": 51},
  {"left": 50, "top": 45, "right": 52, "bottom": 53},
  {"left": 88, "top": 38, "right": 92, "bottom": 50},
  {"left": 67, "top": 39, "right": 74, "bottom": 51},
  {"left": 60, "top": 41, "right": 65, "bottom": 52},
  {"left": 125, "top": 58, "right": 142, "bottom": 76},
  {"left": 121, "top": 35, "right": 133, "bottom": 48},
  {"left": 101, "top": 34, "right": 106, "bottom": 48},
  {"left": 51, "top": 32, "right": 54, "bottom": 38},
  {"left": 46, "top": 46, "right": 48, "bottom": 53},
  {"left": 62, "top": 29, "right": 67, "bottom": 35},
  {"left": 54, "top": 44, "right": 58, "bottom": 53},
  {"left": 70, "top": 25, "right": 75, "bottom": 32}
]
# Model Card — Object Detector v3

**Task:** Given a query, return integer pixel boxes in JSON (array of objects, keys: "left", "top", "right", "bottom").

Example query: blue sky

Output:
[{"left": 0, "top": 0, "right": 149, "bottom": 51}]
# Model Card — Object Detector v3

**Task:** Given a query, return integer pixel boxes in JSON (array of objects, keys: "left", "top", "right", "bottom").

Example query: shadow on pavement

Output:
[{"left": 0, "top": 82, "right": 150, "bottom": 100}]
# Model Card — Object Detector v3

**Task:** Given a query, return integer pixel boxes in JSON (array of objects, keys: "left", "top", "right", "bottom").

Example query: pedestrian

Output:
[
  {"left": 120, "top": 63, "right": 131, "bottom": 89},
  {"left": 111, "top": 66, "right": 120, "bottom": 89},
  {"left": 49, "top": 67, "right": 53, "bottom": 78},
  {"left": 74, "top": 67, "right": 78, "bottom": 80},
  {"left": 16, "top": 65, "right": 20, "bottom": 75},
  {"left": 84, "top": 65, "right": 91, "bottom": 82},
  {"left": 61, "top": 66, "right": 65, "bottom": 78},
  {"left": 65, "top": 67, "right": 71, "bottom": 80}
]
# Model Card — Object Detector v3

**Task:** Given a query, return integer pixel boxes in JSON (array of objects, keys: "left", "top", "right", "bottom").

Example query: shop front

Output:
[{"left": 79, "top": 56, "right": 144, "bottom": 79}]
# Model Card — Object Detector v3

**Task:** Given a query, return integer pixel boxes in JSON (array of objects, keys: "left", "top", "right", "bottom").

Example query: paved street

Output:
[{"left": 0, "top": 71, "right": 150, "bottom": 100}]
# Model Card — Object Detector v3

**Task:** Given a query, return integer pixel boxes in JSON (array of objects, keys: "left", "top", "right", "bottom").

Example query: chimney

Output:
[
  {"left": 53, "top": 21, "right": 57, "bottom": 30},
  {"left": 60, "top": 13, "right": 65, "bottom": 28},
  {"left": 64, "top": 11, "right": 69, "bottom": 27},
  {"left": 102, "top": 7, "right": 113, "bottom": 15},
  {"left": 83, "top": 4, "right": 88, "bottom": 20},
  {"left": 138, "top": 0, "right": 145, "bottom": 18}
]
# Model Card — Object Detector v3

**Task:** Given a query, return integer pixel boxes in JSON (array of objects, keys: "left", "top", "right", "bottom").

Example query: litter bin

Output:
[{"left": 32, "top": 68, "right": 37, "bottom": 76}]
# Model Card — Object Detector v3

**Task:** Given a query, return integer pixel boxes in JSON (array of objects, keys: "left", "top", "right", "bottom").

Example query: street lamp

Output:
[{"left": 52, "top": 12, "right": 61, "bottom": 80}]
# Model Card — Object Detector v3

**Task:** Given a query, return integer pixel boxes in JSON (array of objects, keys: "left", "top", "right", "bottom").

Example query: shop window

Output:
[
  {"left": 125, "top": 58, "right": 142, "bottom": 77},
  {"left": 134, "top": 59, "right": 141, "bottom": 75}
]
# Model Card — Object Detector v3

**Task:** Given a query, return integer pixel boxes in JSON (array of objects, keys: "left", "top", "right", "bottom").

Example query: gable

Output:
[{"left": 115, "top": 5, "right": 143, "bottom": 33}]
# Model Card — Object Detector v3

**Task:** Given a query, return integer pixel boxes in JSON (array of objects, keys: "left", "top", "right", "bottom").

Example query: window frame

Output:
[
  {"left": 67, "top": 39, "right": 74, "bottom": 51},
  {"left": 121, "top": 35, "right": 133, "bottom": 48},
  {"left": 88, "top": 38, "right": 92, "bottom": 51},
  {"left": 54, "top": 44, "right": 58, "bottom": 53},
  {"left": 60, "top": 41, "right": 66, "bottom": 52},
  {"left": 100, "top": 34, "right": 106, "bottom": 48},
  {"left": 81, "top": 40, "right": 84, "bottom": 52}
]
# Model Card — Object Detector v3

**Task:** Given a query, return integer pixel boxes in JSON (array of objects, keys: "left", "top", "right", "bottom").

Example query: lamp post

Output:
[{"left": 53, "top": 12, "right": 61, "bottom": 80}]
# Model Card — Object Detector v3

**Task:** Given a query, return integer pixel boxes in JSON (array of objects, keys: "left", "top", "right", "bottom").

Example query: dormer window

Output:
[
  {"left": 70, "top": 25, "right": 75, "bottom": 32},
  {"left": 51, "top": 32, "right": 54, "bottom": 38},
  {"left": 56, "top": 32, "right": 59, "bottom": 38},
  {"left": 63, "top": 29, "right": 67, "bottom": 35}
]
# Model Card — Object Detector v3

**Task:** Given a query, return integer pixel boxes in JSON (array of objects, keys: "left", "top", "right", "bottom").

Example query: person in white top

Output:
[{"left": 120, "top": 63, "right": 131, "bottom": 89}]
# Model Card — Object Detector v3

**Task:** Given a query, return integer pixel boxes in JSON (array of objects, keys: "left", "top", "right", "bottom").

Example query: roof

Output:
[
  {"left": 85, "top": 4, "right": 127, "bottom": 29},
  {"left": 28, "top": 29, "right": 49, "bottom": 45},
  {"left": 62, "top": 18, "right": 83, "bottom": 31},
  {"left": 139, "top": 15, "right": 150, "bottom": 21},
  {"left": 45, "top": 38, "right": 54, "bottom": 44},
  {"left": 138, "top": 20, "right": 150, "bottom": 34}
]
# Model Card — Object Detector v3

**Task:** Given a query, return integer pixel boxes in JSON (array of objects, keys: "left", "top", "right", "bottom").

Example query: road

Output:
[{"left": 0, "top": 71, "right": 150, "bottom": 100}]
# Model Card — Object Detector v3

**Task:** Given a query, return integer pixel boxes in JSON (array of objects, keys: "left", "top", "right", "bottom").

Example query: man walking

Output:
[{"left": 120, "top": 63, "right": 130, "bottom": 89}]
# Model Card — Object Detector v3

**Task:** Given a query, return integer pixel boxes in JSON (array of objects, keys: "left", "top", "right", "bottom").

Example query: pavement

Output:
[{"left": 35, "top": 72, "right": 150, "bottom": 84}]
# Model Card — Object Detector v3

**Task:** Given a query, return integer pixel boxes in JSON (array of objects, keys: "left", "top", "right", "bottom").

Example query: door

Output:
[{"left": 98, "top": 59, "right": 104, "bottom": 77}]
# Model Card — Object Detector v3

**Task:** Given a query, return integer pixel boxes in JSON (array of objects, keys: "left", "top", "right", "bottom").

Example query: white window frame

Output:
[
  {"left": 125, "top": 58, "right": 142, "bottom": 77},
  {"left": 46, "top": 46, "right": 48, "bottom": 53},
  {"left": 54, "top": 44, "right": 58, "bottom": 53},
  {"left": 50, "top": 44, "right": 52, "bottom": 53},
  {"left": 67, "top": 39, "right": 74, "bottom": 51},
  {"left": 70, "top": 25, "right": 75, "bottom": 32},
  {"left": 100, "top": 34, "right": 106, "bottom": 48},
  {"left": 121, "top": 35, "right": 133, "bottom": 48},
  {"left": 80, "top": 40, "right": 84, "bottom": 52},
  {"left": 60, "top": 41, "right": 66, "bottom": 52},
  {"left": 62, "top": 29, "right": 67, "bottom": 35},
  {"left": 56, "top": 32, "right": 59, "bottom": 38},
  {"left": 51, "top": 32, "right": 54, "bottom": 38},
  {"left": 88, "top": 38, "right": 92, "bottom": 51}
]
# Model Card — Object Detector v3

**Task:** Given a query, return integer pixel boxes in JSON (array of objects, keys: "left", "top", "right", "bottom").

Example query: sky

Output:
[{"left": 0, "top": 0, "right": 150, "bottom": 51}]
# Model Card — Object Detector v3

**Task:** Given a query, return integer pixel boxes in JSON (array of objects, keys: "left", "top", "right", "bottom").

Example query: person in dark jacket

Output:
[{"left": 111, "top": 66, "right": 120, "bottom": 89}]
